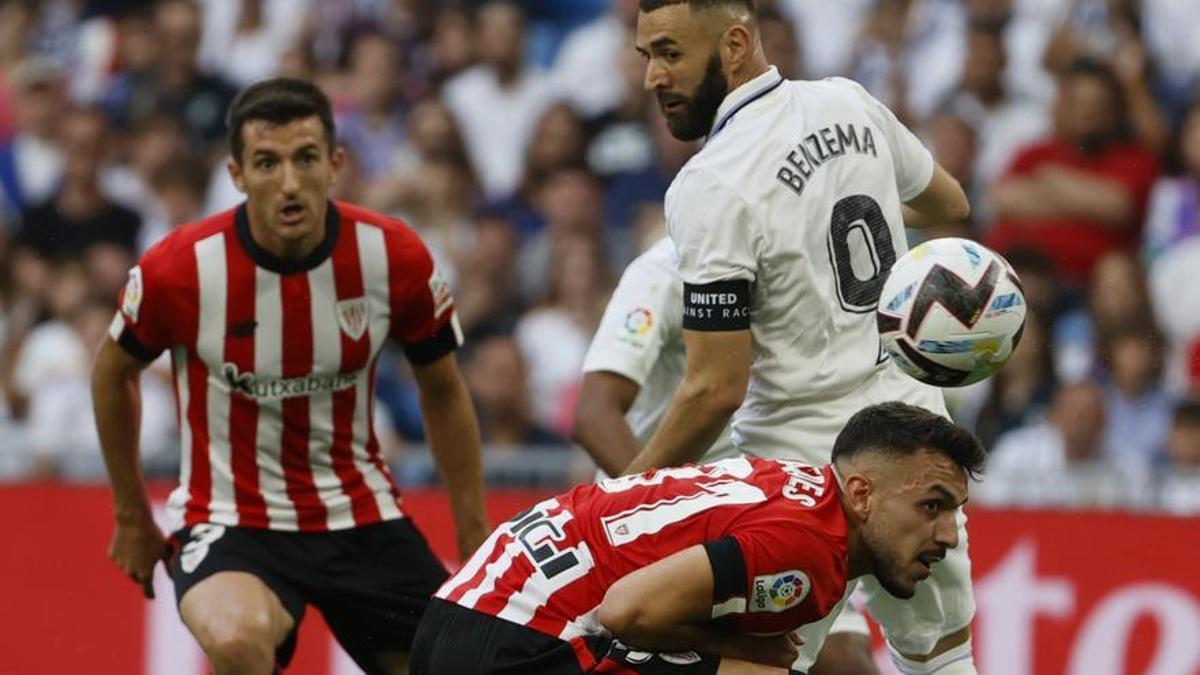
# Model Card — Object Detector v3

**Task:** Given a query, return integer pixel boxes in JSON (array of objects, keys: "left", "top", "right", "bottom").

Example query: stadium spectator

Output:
[
  {"left": 464, "top": 334, "right": 564, "bottom": 447},
  {"left": 551, "top": 0, "right": 638, "bottom": 121},
  {"left": 1098, "top": 326, "right": 1173, "bottom": 465},
  {"left": 1159, "top": 398, "right": 1200, "bottom": 514},
  {"left": 442, "top": 0, "right": 556, "bottom": 198},
  {"left": 195, "top": 0, "right": 309, "bottom": 89},
  {"left": 846, "top": 0, "right": 966, "bottom": 122},
  {"left": 102, "top": 0, "right": 237, "bottom": 157},
  {"left": 515, "top": 235, "right": 611, "bottom": 437},
  {"left": 14, "top": 107, "right": 141, "bottom": 268},
  {"left": 517, "top": 166, "right": 613, "bottom": 304},
  {"left": 987, "top": 59, "right": 1159, "bottom": 288},
  {"left": 941, "top": 21, "right": 1049, "bottom": 214},
  {"left": 960, "top": 311, "right": 1057, "bottom": 449},
  {"left": 1146, "top": 99, "right": 1200, "bottom": 394},
  {"left": 453, "top": 210, "right": 524, "bottom": 341},
  {"left": 495, "top": 102, "right": 589, "bottom": 238},
  {"left": 0, "top": 58, "right": 65, "bottom": 223},
  {"left": 335, "top": 31, "right": 411, "bottom": 185},
  {"left": 601, "top": 108, "right": 699, "bottom": 233},
  {"left": 757, "top": 7, "right": 802, "bottom": 80},
  {"left": 775, "top": 0, "right": 870, "bottom": 80},
  {"left": 980, "top": 381, "right": 1152, "bottom": 509},
  {"left": 1055, "top": 251, "right": 1151, "bottom": 383}
]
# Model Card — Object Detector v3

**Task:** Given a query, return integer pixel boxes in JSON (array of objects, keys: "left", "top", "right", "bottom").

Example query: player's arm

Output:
[
  {"left": 412, "top": 352, "right": 489, "bottom": 559},
  {"left": 623, "top": 328, "right": 750, "bottom": 474},
  {"left": 598, "top": 544, "right": 799, "bottom": 670},
  {"left": 92, "top": 334, "right": 168, "bottom": 599},
  {"left": 573, "top": 371, "right": 643, "bottom": 477},
  {"left": 901, "top": 161, "right": 970, "bottom": 228}
]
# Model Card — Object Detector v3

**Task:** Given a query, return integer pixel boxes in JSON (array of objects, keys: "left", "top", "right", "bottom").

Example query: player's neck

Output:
[
  {"left": 727, "top": 56, "right": 770, "bottom": 92},
  {"left": 837, "top": 493, "right": 872, "bottom": 581},
  {"left": 248, "top": 203, "right": 329, "bottom": 261}
]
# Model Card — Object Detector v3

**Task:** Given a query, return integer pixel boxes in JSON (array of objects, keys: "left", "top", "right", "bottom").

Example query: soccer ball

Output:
[{"left": 876, "top": 238, "right": 1027, "bottom": 387}]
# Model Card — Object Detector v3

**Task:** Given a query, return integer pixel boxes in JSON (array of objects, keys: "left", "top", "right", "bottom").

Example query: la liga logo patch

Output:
[
  {"left": 623, "top": 307, "right": 654, "bottom": 335},
  {"left": 751, "top": 570, "right": 811, "bottom": 613}
]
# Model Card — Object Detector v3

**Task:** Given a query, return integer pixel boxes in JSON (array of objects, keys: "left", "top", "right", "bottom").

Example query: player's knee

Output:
[
  {"left": 810, "top": 632, "right": 879, "bottom": 675},
  {"left": 192, "top": 610, "right": 278, "bottom": 673}
]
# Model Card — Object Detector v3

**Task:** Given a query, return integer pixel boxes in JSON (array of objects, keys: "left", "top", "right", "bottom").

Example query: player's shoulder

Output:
[
  {"left": 627, "top": 237, "right": 680, "bottom": 278},
  {"left": 138, "top": 206, "right": 237, "bottom": 272},
  {"left": 336, "top": 200, "right": 431, "bottom": 257}
]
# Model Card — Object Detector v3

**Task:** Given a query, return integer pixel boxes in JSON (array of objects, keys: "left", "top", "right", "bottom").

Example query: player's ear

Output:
[
  {"left": 329, "top": 146, "right": 346, "bottom": 187},
  {"left": 720, "top": 22, "right": 752, "bottom": 71},
  {"left": 227, "top": 157, "right": 247, "bottom": 194},
  {"left": 842, "top": 473, "right": 874, "bottom": 520}
]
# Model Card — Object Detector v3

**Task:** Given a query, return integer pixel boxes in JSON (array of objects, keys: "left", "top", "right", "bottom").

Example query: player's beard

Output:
[
  {"left": 658, "top": 53, "right": 728, "bottom": 141},
  {"left": 861, "top": 521, "right": 917, "bottom": 600}
]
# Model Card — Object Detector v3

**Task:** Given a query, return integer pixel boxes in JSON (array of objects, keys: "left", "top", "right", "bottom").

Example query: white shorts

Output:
[{"left": 714, "top": 369, "right": 976, "bottom": 665}]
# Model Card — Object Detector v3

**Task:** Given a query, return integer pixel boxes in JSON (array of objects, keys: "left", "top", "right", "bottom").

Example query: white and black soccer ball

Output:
[{"left": 876, "top": 238, "right": 1027, "bottom": 387}]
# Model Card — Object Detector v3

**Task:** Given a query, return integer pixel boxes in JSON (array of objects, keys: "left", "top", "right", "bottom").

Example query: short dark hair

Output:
[
  {"left": 832, "top": 402, "right": 987, "bottom": 480},
  {"left": 226, "top": 78, "right": 335, "bottom": 164},
  {"left": 639, "top": 0, "right": 756, "bottom": 13}
]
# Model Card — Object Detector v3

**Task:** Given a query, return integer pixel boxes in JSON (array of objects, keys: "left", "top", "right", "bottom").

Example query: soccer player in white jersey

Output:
[
  {"left": 574, "top": 236, "right": 736, "bottom": 477},
  {"left": 628, "top": 2, "right": 976, "bottom": 674},
  {"left": 92, "top": 79, "right": 489, "bottom": 674}
]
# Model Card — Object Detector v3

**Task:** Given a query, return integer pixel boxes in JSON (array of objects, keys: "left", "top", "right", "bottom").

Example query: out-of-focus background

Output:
[{"left": 1, "top": 1, "right": 1198, "bottom": 674}]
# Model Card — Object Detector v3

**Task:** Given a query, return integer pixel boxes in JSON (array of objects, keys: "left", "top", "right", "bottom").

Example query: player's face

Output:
[
  {"left": 636, "top": 5, "right": 729, "bottom": 141},
  {"left": 228, "top": 115, "right": 345, "bottom": 256},
  {"left": 860, "top": 451, "right": 967, "bottom": 599}
]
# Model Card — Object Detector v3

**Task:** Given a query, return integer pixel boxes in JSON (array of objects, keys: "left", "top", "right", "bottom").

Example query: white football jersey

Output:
[
  {"left": 666, "top": 67, "right": 947, "bottom": 462},
  {"left": 582, "top": 238, "right": 737, "bottom": 460}
]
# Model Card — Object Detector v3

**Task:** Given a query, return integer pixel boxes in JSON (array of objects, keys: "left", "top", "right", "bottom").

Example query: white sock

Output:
[{"left": 889, "top": 638, "right": 976, "bottom": 674}]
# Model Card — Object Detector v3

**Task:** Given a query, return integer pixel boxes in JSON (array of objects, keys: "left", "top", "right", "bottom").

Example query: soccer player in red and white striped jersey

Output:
[
  {"left": 92, "top": 78, "right": 488, "bottom": 674},
  {"left": 411, "top": 403, "right": 985, "bottom": 674}
]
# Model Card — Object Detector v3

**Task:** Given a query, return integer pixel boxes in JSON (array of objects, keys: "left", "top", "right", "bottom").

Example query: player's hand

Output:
[{"left": 109, "top": 513, "right": 170, "bottom": 599}]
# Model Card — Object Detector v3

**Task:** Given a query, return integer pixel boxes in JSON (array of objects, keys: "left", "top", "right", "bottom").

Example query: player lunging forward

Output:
[
  {"left": 92, "top": 78, "right": 488, "bottom": 675},
  {"left": 630, "top": 2, "right": 974, "bottom": 673},
  {"left": 411, "top": 403, "right": 985, "bottom": 674}
]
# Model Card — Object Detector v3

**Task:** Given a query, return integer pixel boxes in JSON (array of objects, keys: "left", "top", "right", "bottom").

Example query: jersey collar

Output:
[
  {"left": 235, "top": 200, "right": 341, "bottom": 275},
  {"left": 707, "top": 66, "right": 784, "bottom": 142}
]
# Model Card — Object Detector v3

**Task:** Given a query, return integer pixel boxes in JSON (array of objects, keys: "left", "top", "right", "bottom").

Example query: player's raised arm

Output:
[
  {"left": 598, "top": 544, "right": 799, "bottom": 671},
  {"left": 92, "top": 334, "right": 168, "bottom": 599}
]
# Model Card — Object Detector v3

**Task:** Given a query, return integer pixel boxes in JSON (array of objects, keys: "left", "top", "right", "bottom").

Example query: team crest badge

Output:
[
  {"left": 336, "top": 297, "right": 369, "bottom": 340},
  {"left": 122, "top": 266, "right": 144, "bottom": 322}
]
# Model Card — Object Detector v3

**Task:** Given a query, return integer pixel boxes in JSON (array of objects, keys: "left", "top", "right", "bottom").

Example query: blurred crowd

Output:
[{"left": 0, "top": 0, "right": 1198, "bottom": 512}]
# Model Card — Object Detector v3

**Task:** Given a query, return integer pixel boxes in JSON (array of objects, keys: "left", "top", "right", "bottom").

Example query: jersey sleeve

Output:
[
  {"left": 667, "top": 168, "right": 760, "bottom": 331},
  {"left": 843, "top": 79, "right": 935, "bottom": 202},
  {"left": 703, "top": 521, "right": 846, "bottom": 635},
  {"left": 386, "top": 230, "right": 463, "bottom": 366},
  {"left": 107, "top": 247, "right": 176, "bottom": 361},
  {"left": 580, "top": 254, "right": 678, "bottom": 386}
]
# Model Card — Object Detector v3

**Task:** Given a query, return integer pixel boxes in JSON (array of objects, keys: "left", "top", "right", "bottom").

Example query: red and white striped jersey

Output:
[
  {"left": 109, "top": 201, "right": 462, "bottom": 532},
  {"left": 437, "top": 456, "right": 849, "bottom": 641}
]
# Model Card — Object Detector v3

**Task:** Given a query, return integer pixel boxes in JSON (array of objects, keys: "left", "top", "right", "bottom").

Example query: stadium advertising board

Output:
[{"left": 2, "top": 486, "right": 1196, "bottom": 674}]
